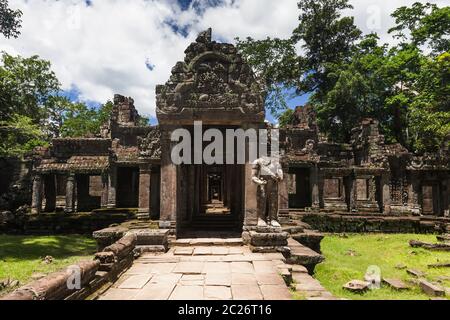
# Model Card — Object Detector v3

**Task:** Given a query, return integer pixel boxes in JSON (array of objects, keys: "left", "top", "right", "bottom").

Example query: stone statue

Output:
[{"left": 251, "top": 156, "right": 284, "bottom": 228}]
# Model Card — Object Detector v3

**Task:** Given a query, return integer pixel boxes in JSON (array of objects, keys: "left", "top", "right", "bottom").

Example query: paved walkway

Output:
[{"left": 99, "top": 245, "right": 293, "bottom": 300}]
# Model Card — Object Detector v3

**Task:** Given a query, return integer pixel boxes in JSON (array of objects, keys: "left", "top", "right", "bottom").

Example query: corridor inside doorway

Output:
[{"left": 177, "top": 164, "right": 244, "bottom": 236}]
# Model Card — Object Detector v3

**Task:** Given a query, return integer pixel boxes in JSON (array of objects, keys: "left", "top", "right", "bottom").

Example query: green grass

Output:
[
  {"left": 0, "top": 235, "right": 96, "bottom": 295},
  {"left": 315, "top": 234, "right": 450, "bottom": 300}
]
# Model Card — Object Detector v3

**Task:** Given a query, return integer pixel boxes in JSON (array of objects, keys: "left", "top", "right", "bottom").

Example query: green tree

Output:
[
  {"left": 0, "top": 114, "right": 47, "bottom": 157},
  {"left": 389, "top": 2, "right": 450, "bottom": 54},
  {"left": 0, "top": 0, "right": 22, "bottom": 38},
  {"left": 238, "top": 0, "right": 449, "bottom": 152},
  {"left": 60, "top": 100, "right": 114, "bottom": 138},
  {"left": 0, "top": 52, "right": 60, "bottom": 129}
]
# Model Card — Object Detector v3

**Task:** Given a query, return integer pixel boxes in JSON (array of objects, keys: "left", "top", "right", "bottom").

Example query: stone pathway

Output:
[{"left": 99, "top": 244, "right": 293, "bottom": 300}]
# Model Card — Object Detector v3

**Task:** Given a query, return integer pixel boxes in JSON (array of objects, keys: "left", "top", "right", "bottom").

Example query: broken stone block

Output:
[
  {"left": 382, "top": 278, "right": 410, "bottom": 290},
  {"left": 395, "top": 263, "right": 407, "bottom": 270},
  {"left": 249, "top": 231, "right": 289, "bottom": 247},
  {"left": 427, "top": 262, "right": 450, "bottom": 268},
  {"left": 419, "top": 279, "right": 445, "bottom": 297},
  {"left": 436, "top": 234, "right": 450, "bottom": 243},
  {"left": 407, "top": 269, "right": 426, "bottom": 277},
  {"left": 409, "top": 240, "right": 450, "bottom": 251},
  {"left": 343, "top": 280, "right": 370, "bottom": 293}
]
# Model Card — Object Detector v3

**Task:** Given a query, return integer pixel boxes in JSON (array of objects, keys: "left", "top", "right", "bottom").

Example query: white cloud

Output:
[{"left": 0, "top": 0, "right": 446, "bottom": 118}]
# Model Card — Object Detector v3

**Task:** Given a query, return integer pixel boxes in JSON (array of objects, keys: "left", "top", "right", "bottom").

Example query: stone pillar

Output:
[
  {"left": 65, "top": 173, "right": 76, "bottom": 213},
  {"left": 31, "top": 174, "right": 43, "bottom": 215},
  {"left": 381, "top": 172, "right": 391, "bottom": 214},
  {"left": 44, "top": 175, "right": 56, "bottom": 212},
  {"left": 100, "top": 173, "right": 109, "bottom": 208},
  {"left": 310, "top": 165, "right": 320, "bottom": 209},
  {"left": 159, "top": 128, "right": 177, "bottom": 230},
  {"left": 278, "top": 165, "right": 289, "bottom": 223},
  {"left": 138, "top": 165, "right": 151, "bottom": 220},
  {"left": 349, "top": 173, "right": 357, "bottom": 212},
  {"left": 444, "top": 178, "right": 450, "bottom": 217},
  {"left": 107, "top": 166, "right": 117, "bottom": 209},
  {"left": 408, "top": 172, "right": 421, "bottom": 215},
  {"left": 243, "top": 124, "right": 258, "bottom": 227}
]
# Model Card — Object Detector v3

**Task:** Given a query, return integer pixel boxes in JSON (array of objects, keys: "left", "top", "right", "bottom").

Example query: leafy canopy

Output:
[{"left": 236, "top": 0, "right": 450, "bottom": 153}]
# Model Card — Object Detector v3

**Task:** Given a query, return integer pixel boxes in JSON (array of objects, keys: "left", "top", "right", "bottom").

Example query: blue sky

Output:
[{"left": 1, "top": 0, "right": 445, "bottom": 125}]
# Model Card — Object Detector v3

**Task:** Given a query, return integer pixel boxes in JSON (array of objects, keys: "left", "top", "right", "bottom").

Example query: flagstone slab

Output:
[
  {"left": 231, "top": 273, "right": 258, "bottom": 285},
  {"left": 180, "top": 274, "right": 205, "bottom": 286},
  {"left": 99, "top": 288, "right": 139, "bottom": 300},
  {"left": 193, "top": 247, "right": 213, "bottom": 256},
  {"left": 230, "top": 261, "right": 254, "bottom": 273},
  {"left": 205, "top": 286, "right": 232, "bottom": 300},
  {"left": 205, "top": 273, "right": 232, "bottom": 286},
  {"left": 260, "top": 285, "right": 292, "bottom": 300},
  {"left": 174, "top": 248, "right": 194, "bottom": 256},
  {"left": 169, "top": 285, "right": 204, "bottom": 300},
  {"left": 133, "top": 283, "right": 176, "bottom": 300},
  {"left": 255, "top": 273, "right": 286, "bottom": 286},
  {"left": 231, "top": 285, "right": 263, "bottom": 300},
  {"left": 253, "top": 261, "right": 277, "bottom": 274},
  {"left": 150, "top": 273, "right": 182, "bottom": 284},
  {"left": 149, "top": 263, "right": 177, "bottom": 274},
  {"left": 203, "top": 262, "right": 231, "bottom": 274},
  {"left": 118, "top": 275, "right": 152, "bottom": 289},
  {"left": 173, "top": 261, "right": 205, "bottom": 274}
]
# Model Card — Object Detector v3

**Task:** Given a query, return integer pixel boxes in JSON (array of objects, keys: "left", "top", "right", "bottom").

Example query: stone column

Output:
[
  {"left": 408, "top": 172, "right": 421, "bottom": 215},
  {"left": 243, "top": 124, "right": 259, "bottom": 227},
  {"left": 159, "top": 128, "right": 177, "bottom": 230},
  {"left": 44, "top": 175, "right": 56, "bottom": 212},
  {"left": 310, "top": 165, "right": 320, "bottom": 209},
  {"left": 100, "top": 173, "right": 109, "bottom": 208},
  {"left": 278, "top": 164, "right": 289, "bottom": 223},
  {"left": 381, "top": 172, "right": 391, "bottom": 214},
  {"left": 31, "top": 174, "right": 43, "bottom": 215},
  {"left": 65, "top": 173, "right": 76, "bottom": 213},
  {"left": 107, "top": 166, "right": 117, "bottom": 209},
  {"left": 349, "top": 173, "right": 357, "bottom": 212},
  {"left": 138, "top": 165, "right": 151, "bottom": 220}
]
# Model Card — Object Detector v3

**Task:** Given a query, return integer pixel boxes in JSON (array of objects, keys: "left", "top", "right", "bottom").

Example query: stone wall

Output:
[
  {"left": 0, "top": 157, "right": 32, "bottom": 212},
  {"left": 0, "top": 234, "right": 137, "bottom": 300},
  {"left": 297, "top": 212, "right": 449, "bottom": 234}
]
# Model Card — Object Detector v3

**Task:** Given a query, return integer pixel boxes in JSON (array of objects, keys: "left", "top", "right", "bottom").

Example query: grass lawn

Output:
[
  {"left": 314, "top": 234, "right": 450, "bottom": 300},
  {"left": 0, "top": 234, "right": 96, "bottom": 296}
]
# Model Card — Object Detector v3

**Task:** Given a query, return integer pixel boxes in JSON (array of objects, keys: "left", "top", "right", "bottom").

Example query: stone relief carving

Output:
[
  {"left": 138, "top": 127, "right": 161, "bottom": 159},
  {"left": 156, "top": 28, "right": 264, "bottom": 115}
]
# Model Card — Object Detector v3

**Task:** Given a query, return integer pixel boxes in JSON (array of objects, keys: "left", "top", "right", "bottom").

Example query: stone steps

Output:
[
  {"left": 286, "top": 238, "right": 325, "bottom": 274},
  {"left": 171, "top": 238, "right": 243, "bottom": 247},
  {"left": 291, "top": 266, "right": 337, "bottom": 300},
  {"left": 291, "top": 230, "right": 324, "bottom": 253}
]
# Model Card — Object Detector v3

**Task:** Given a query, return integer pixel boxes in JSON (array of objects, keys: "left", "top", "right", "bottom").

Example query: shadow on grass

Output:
[{"left": 0, "top": 235, "right": 97, "bottom": 261}]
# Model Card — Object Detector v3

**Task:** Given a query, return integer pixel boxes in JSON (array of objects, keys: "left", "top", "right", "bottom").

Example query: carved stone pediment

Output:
[
  {"left": 138, "top": 127, "right": 161, "bottom": 160},
  {"left": 156, "top": 28, "right": 264, "bottom": 116}
]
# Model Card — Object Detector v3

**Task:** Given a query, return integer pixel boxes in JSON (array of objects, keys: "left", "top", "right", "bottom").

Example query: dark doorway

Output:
[
  {"left": 178, "top": 164, "right": 244, "bottom": 235},
  {"left": 288, "top": 168, "right": 312, "bottom": 209},
  {"left": 117, "top": 167, "right": 139, "bottom": 208}
]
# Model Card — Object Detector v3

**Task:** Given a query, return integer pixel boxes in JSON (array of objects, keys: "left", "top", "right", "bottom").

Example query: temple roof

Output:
[{"left": 36, "top": 156, "right": 109, "bottom": 173}]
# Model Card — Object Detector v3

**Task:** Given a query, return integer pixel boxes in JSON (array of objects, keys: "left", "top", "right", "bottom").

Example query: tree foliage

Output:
[
  {"left": 0, "top": 0, "right": 22, "bottom": 38},
  {"left": 0, "top": 53, "right": 131, "bottom": 157},
  {"left": 236, "top": 0, "right": 449, "bottom": 153}
]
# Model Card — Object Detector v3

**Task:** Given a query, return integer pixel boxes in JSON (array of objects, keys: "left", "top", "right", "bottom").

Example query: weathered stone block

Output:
[
  {"left": 249, "top": 231, "right": 288, "bottom": 247},
  {"left": 419, "top": 280, "right": 445, "bottom": 297}
]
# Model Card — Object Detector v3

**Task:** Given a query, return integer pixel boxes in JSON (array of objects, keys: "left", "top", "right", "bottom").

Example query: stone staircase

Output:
[{"left": 187, "top": 214, "right": 242, "bottom": 231}]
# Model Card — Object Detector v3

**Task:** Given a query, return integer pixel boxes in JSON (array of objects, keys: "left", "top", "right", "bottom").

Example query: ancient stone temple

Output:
[{"left": 29, "top": 29, "right": 450, "bottom": 239}]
